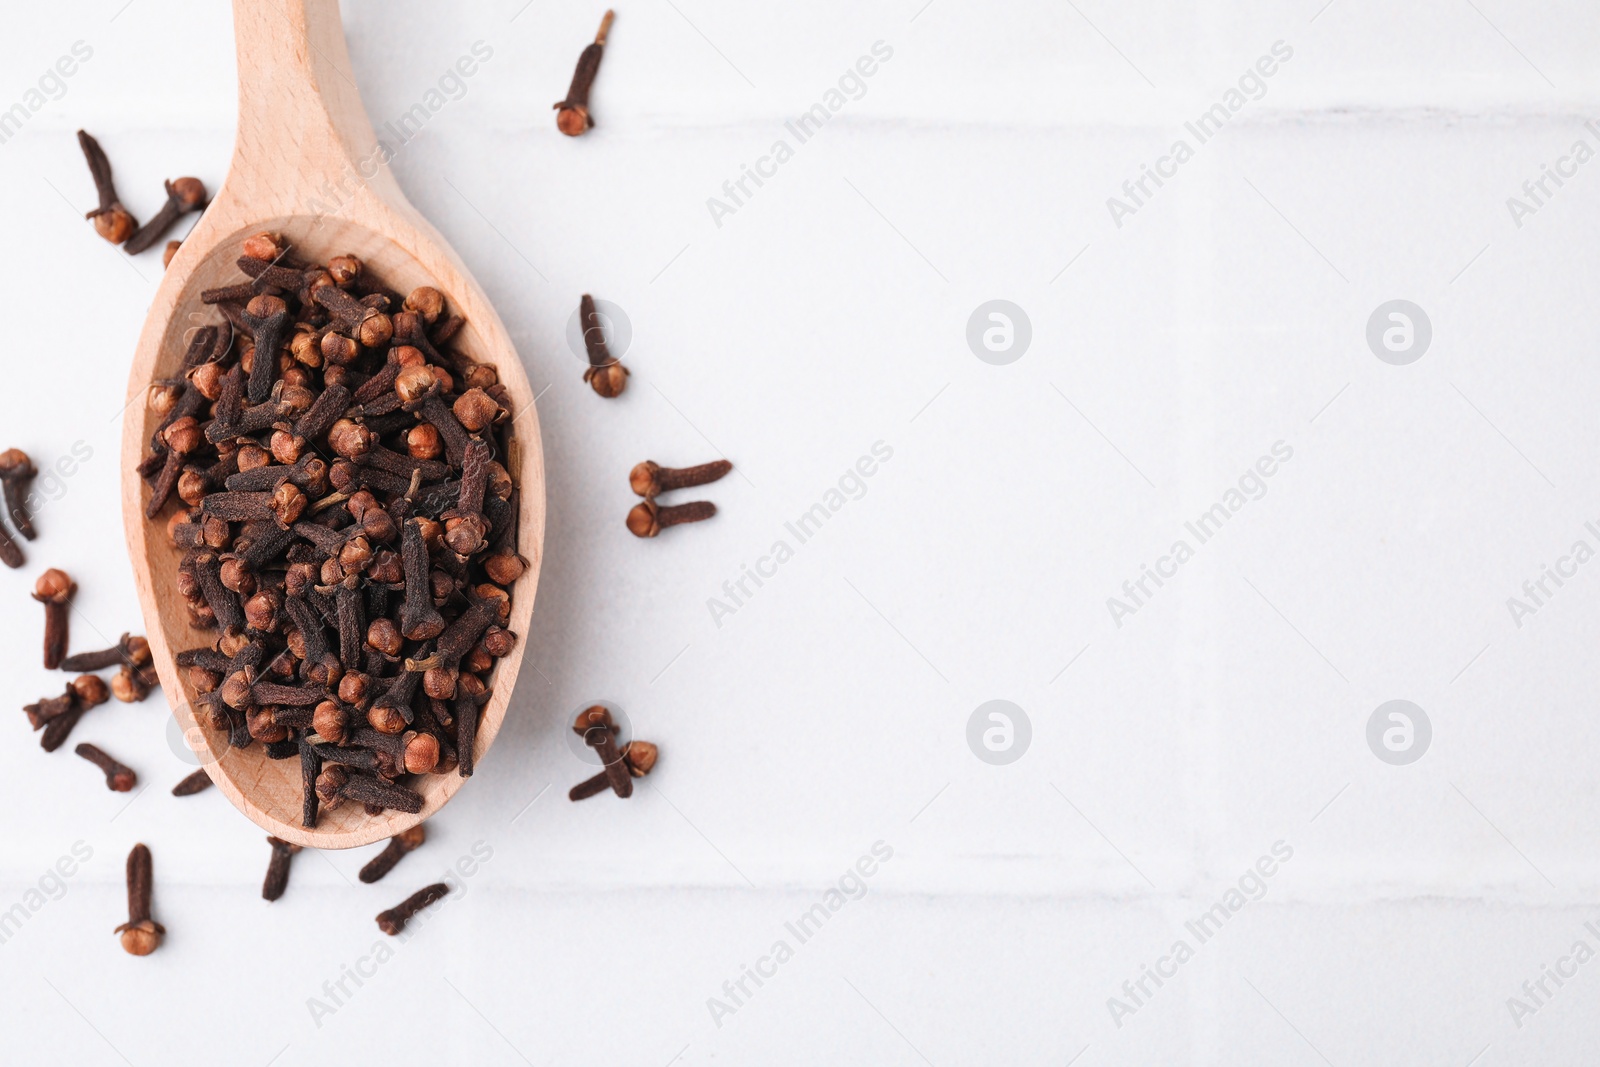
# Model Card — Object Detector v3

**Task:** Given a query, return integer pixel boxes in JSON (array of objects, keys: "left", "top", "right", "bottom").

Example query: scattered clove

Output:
[
  {"left": 630, "top": 459, "right": 731, "bottom": 499},
  {"left": 171, "top": 768, "right": 213, "bottom": 796},
  {"left": 359, "top": 824, "right": 426, "bottom": 883},
  {"left": 262, "top": 836, "right": 301, "bottom": 901},
  {"left": 61, "top": 633, "right": 150, "bottom": 673},
  {"left": 626, "top": 499, "right": 716, "bottom": 538},
  {"left": 75, "top": 743, "right": 136, "bottom": 791},
  {"left": 124, "top": 177, "right": 207, "bottom": 255},
  {"left": 111, "top": 662, "right": 157, "bottom": 703},
  {"left": 77, "top": 130, "right": 137, "bottom": 244},
  {"left": 572, "top": 705, "right": 631, "bottom": 798},
  {"left": 554, "top": 10, "right": 614, "bottom": 136},
  {"left": 114, "top": 844, "right": 164, "bottom": 956},
  {"left": 376, "top": 882, "right": 450, "bottom": 935},
  {"left": 0, "top": 501, "right": 21, "bottom": 568},
  {"left": 579, "top": 294, "right": 628, "bottom": 397},
  {"left": 0, "top": 449, "right": 37, "bottom": 540},
  {"left": 35, "top": 676, "right": 108, "bottom": 753},
  {"left": 33, "top": 568, "right": 74, "bottom": 668},
  {"left": 569, "top": 739, "right": 657, "bottom": 800}
]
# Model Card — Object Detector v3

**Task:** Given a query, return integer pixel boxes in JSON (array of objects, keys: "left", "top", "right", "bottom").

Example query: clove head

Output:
[
  {"left": 111, "top": 666, "right": 151, "bottom": 703},
  {"left": 93, "top": 206, "right": 137, "bottom": 244},
  {"left": 629, "top": 460, "right": 665, "bottom": 498},
  {"left": 328, "top": 254, "right": 362, "bottom": 286},
  {"left": 168, "top": 176, "right": 208, "bottom": 211},
  {"left": 624, "top": 740, "right": 658, "bottom": 777},
  {"left": 316, "top": 764, "right": 350, "bottom": 810},
  {"left": 626, "top": 501, "right": 663, "bottom": 538},
  {"left": 395, "top": 364, "right": 438, "bottom": 404},
  {"left": 452, "top": 388, "right": 502, "bottom": 432},
  {"left": 403, "top": 732, "right": 440, "bottom": 774},
  {"left": 556, "top": 105, "right": 591, "bottom": 137},
  {"left": 572, "top": 705, "right": 614, "bottom": 741},
  {"left": 71, "top": 674, "right": 110, "bottom": 708},
  {"left": 404, "top": 286, "right": 444, "bottom": 323},
  {"left": 583, "top": 361, "right": 629, "bottom": 398},
  {"left": 241, "top": 231, "right": 283, "bottom": 261},
  {"left": 33, "top": 568, "right": 74, "bottom": 604},
  {"left": 0, "top": 448, "right": 37, "bottom": 482},
  {"left": 118, "top": 919, "right": 164, "bottom": 956},
  {"left": 484, "top": 552, "right": 527, "bottom": 586}
]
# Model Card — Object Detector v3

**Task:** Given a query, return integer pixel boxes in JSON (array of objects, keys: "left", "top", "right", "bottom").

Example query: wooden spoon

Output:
[{"left": 119, "top": 0, "right": 544, "bottom": 849}]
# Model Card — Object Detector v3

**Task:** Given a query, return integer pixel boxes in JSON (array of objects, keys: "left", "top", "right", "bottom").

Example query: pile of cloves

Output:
[
  {"left": 77, "top": 131, "right": 207, "bottom": 259},
  {"left": 140, "top": 234, "right": 526, "bottom": 828}
]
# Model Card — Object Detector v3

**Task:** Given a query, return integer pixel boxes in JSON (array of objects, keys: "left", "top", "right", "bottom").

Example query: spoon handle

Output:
[{"left": 228, "top": 0, "right": 400, "bottom": 218}]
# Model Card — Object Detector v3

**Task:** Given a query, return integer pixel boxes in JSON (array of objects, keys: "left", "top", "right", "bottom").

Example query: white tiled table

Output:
[{"left": 1, "top": 2, "right": 1597, "bottom": 1063}]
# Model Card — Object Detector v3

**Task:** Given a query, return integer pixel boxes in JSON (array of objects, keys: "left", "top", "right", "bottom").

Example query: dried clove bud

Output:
[
  {"left": 111, "top": 663, "right": 154, "bottom": 703},
  {"left": 171, "top": 768, "right": 213, "bottom": 796},
  {"left": 61, "top": 633, "right": 151, "bottom": 673},
  {"left": 626, "top": 499, "right": 716, "bottom": 538},
  {"left": 629, "top": 459, "right": 732, "bottom": 499},
  {"left": 569, "top": 739, "right": 657, "bottom": 801},
  {"left": 578, "top": 293, "right": 629, "bottom": 397},
  {"left": 114, "top": 844, "right": 164, "bottom": 955},
  {"left": 359, "top": 824, "right": 426, "bottom": 884},
  {"left": 76, "top": 743, "right": 136, "bottom": 791},
  {"left": 33, "top": 569, "right": 75, "bottom": 668},
  {"left": 376, "top": 882, "right": 450, "bottom": 935},
  {"left": 124, "top": 176, "right": 207, "bottom": 255},
  {"left": 0, "top": 448, "right": 38, "bottom": 539},
  {"left": 572, "top": 705, "right": 631, "bottom": 798},
  {"left": 554, "top": 10, "right": 615, "bottom": 136},
  {"left": 77, "top": 130, "right": 137, "bottom": 243},
  {"left": 262, "top": 837, "right": 301, "bottom": 901}
]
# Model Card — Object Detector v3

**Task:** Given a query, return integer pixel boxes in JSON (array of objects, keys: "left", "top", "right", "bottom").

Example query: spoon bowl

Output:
[{"left": 120, "top": 0, "right": 544, "bottom": 849}]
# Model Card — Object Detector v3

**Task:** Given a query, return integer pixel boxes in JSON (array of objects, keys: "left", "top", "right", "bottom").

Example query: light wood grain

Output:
[{"left": 119, "top": 0, "right": 544, "bottom": 849}]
